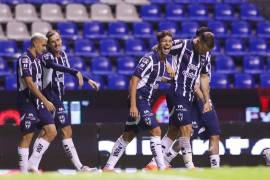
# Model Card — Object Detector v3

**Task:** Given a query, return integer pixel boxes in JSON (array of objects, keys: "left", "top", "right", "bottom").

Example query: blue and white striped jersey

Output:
[
  {"left": 169, "top": 39, "right": 211, "bottom": 101},
  {"left": 16, "top": 50, "right": 43, "bottom": 108},
  {"left": 133, "top": 50, "right": 167, "bottom": 101}
]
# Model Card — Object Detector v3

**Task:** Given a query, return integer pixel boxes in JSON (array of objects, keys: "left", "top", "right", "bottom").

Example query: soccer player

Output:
[
  {"left": 17, "top": 33, "right": 57, "bottom": 173},
  {"left": 103, "top": 31, "right": 174, "bottom": 171},
  {"left": 28, "top": 30, "right": 99, "bottom": 172},
  {"left": 146, "top": 27, "right": 215, "bottom": 169}
]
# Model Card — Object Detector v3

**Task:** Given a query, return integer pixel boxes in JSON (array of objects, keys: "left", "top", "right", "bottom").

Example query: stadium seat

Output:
[
  {"left": 15, "top": 4, "right": 39, "bottom": 22},
  {"left": 197, "top": 0, "right": 219, "bottom": 3},
  {"left": 0, "top": 25, "right": 5, "bottom": 40},
  {"left": 215, "top": 55, "right": 236, "bottom": 74},
  {"left": 231, "top": 21, "right": 251, "bottom": 38},
  {"left": 66, "top": 3, "right": 89, "bottom": 22},
  {"left": 211, "top": 39, "right": 222, "bottom": 56},
  {"left": 31, "top": 21, "right": 52, "bottom": 36},
  {"left": 165, "top": 4, "right": 186, "bottom": 21},
  {"left": 2, "top": 0, "right": 24, "bottom": 5},
  {"left": 51, "top": 0, "right": 75, "bottom": 5},
  {"left": 210, "top": 73, "right": 230, "bottom": 89},
  {"left": 148, "top": 37, "right": 158, "bottom": 48},
  {"left": 124, "top": 0, "right": 149, "bottom": 5},
  {"left": 68, "top": 56, "right": 87, "bottom": 71},
  {"left": 189, "top": 4, "right": 209, "bottom": 21},
  {"left": 158, "top": 21, "right": 179, "bottom": 37},
  {"left": 23, "top": 40, "right": 30, "bottom": 52},
  {"left": 174, "top": 0, "right": 192, "bottom": 3},
  {"left": 57, "top": 22, "right": 79, "bottom": 40},
  {"left": 7, "top": 21, "right": 30, "bottom": 41},
  {"left": 108, "top": 22, "right": 130, "bottom": 39},
  {"left": 116, "top": 3, "right": 141, "bottom": 22},
  {"left": 91, "top": 3, "right": 114, "bottom": 22},
  {"left": 65, "top": 75, "right": 77, "bottom": 90},
  {"left": 267, "top": 58, "right": 270, "bottom": 71},
  {"left": 240, "top": 3, "right": 263, "bottom": 21},
  {"left": 0, "top": 40, "right": 19, "bottom": 58},
  {"left": 41, "top": 4, "right": 64, "bottom": 22},
  {"left": 208, "top": 21, "right": 227, "bottom": 38},
  {"left": 125, "top": 39, "right": 147, "bottom": 56},
  {"left": 26, "top": 0, "right": 49, "bottom": 5},
  {"left": 224, "top": 0, "right": 246, "bottom": 4},
  {"left": 82, "top": 73, "right": 104, "bottom": 90},
  {"left": 260, "top": 73, "right": 270, "bottom": 88},
  {"left": 83, "top": 21, "right": 106, "bottom": 39},
  {"left": 234, "top": 73, "right": 254, "bottom": 89},
  {"left": 249, "top": 38, "right": 269, "bottom": 56},
  {"left": 5, "top": 75, "right": 16, "bottom": 90},
  {"left": 140, "top": 4, "right": 163, "bottom": 21},
  {"left": 214, "top": 4, "right": 236, "bottom": 21},
  {"left": 108, "top": 75, "right": 128, "bottom": 90},
  {"left": 243, "top": 55, "right": 264, "bottom": 74},
  {"left": 100, "top": 39, "right": 122, "bottom": 57},
  {"left": 100, "top": 0, "right": 123, "bottom": 4},
  {"left": 225, "top": 39, "right": 246, "bottom": 56},
  {"left": 62, "top": 40, "right": 72, "bottom": 55},
  {"left": 133, "top": 22, "right": 154, "bottom": 39},
  {"left": 256, "top": 22, "right": 270, "bottom": 38},
  {"left": 75, "top": 0, "right": 99, "bottom": 5},
  {"left": 180, "top": 21, "right": 199, "bottom": 38},
  {"left": 74, "top": 39, "right": 98, "bottom": 57},
  {"left": 0, "top": 57, "right": 10, "bottom": 76},
  {"left": 117, "top": 56, "right": 136, "bottom": 75},
  {"left": 149, "top": 0, "right": 171, "bottom": 3},
  {"left": 91, "top": 56, "right": 113, "bottom": 75}
]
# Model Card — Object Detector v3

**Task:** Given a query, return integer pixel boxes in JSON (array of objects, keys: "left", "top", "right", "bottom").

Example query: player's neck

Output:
[{"left": 28, "top": 48, "right": 37, "bottom": 58}]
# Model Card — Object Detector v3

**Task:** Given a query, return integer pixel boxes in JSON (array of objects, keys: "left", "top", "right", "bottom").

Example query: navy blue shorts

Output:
[
  {"left": 124, "top": 97, "right": 159, "bottom": 133},
  {"left": 18, "top": 102, "right": 54, "bottom": 133},
  {"left": 191, "top": 98, "right": 221, "bottom": 140},
  {"left": 167, "top": 91, "right": 193, "bottom": 127},
  {"left": 44, "top": 90, "right": 70, "bottom": 129}
]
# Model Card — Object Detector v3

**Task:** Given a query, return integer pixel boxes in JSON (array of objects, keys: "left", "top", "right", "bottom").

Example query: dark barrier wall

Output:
[{"left": 0, "top": 123, "right": 270, "bottom": 170}]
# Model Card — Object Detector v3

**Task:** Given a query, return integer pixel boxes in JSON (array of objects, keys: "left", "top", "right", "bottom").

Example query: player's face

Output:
[
  {"left": 48, "top": 32, "right": 62, "bottom": 53},
  {"left": 159, "top": 35, "right": 173, "bottom": 55},
  {"left": 35, "top": 39, "right": 47, "bottom": 55}
]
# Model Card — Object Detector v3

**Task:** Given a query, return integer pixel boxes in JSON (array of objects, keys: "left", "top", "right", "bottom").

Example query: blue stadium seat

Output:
[
  {"left": 81, "top": 73, "right": 104, "bottom": 90},
  {"left": 189, "top": 4, "right": 209, "bottom": 21},
  {"left": 158, "top": 21, "right": 179, "bottom": 37},
  {"left": 125, "top": 39, "right": 147, "bottom": 56},
  {"left": 57, "top": 22, "right": 79, "bottom": 40},
  {"left": 0, "top": 40, "right": 19, "bottom": 58},
  {"left": 225, "top": 39, "right": 246, "bottom": 56},
  {"left": 0, "top": 57, "right": 10, "bottom": 76},
  {"left": 108, "top": 75, "right": 128, "bottom": 90},
  {"left": 148, "top": 37, "right": 158, "bottom": 49},
  {"left": 83, "top": 22, "right": 106, "bottom": 39},
  {"left": 174, "top": 0, "right": 190, "bottom": 3},
  {"left": 197, "top": 0, "right": 219, "bottom": 3},
  {"left": 180, "top": 21, "right": 199, "bottom": 38},
  {"left": 100, "top": 39, "right": 122, "bottom": 57},
  {"left": 240, "top": 3, "right": 263, "bottom": 21},
  {"left": 243, "top": 55, "right": 264, "bottom": 74},
  {"left": 249, "top": 38, "right": 269, "bottom": 56},
  {"left": 210, "top": 73, "right": 230, "bottom": 89},
  {"left": 224, "top": 0, "right": 247, "bottom": 4},
  {"left": 257, "top": 22, "right": 270, "bottom": 38},
  {"left": 260, "top": 73, "right": 270, "bottom": 88},
  {"left": 165, "top": 4, "right": 186, "bottom": 21},
  {"left": 2, "top": 0, "right": 25, "bottom": 5},
  {"left": 108, "top": 22, "right": 130, "bottom": 40},
  {"left": 211, "top": 39, "right": 222, "bottom": 56},
  {"left": 234, "top": 73, "right": 254, "bottom": 89},
  {"left": 150, "top": 0, "right": 171, "bottom": 3},
  {"left": 91, "top": 56, "right": 113, "bottom": 75},
  {"left": 140, "top": 4, "right": 163, "bottom": 21},
  {"left": 68, "top": 56, "right": 87, "bottom": 71},
  {"left": 75, "top": 0, "right": 99, "bottom": 5},
  {"left": 74, "top": 39, "right": 98, "bottom": 57},
  {"left": 26, "top": 0, "right": 49, "bottom": 5},
  {"left": 22, "top": 40, "right": 30, "bottom": 52},
  {"left": 133, "top": 22, "right": 154, "bottom": 39},
  {"left": 51, "top": 0, "right": 75, "bottom": 5},
  {"left": 231, "top": 21, "right": 251, "bottom": 38},
  {"left": 215, "top": 55, "right": 236, "bottom": 74},
  {"left": 117, "top": 56, "right": 136, "bottom": 76},
  {"left": 62, "top": 40, "right": 72, "bottom": 55},
  {"left": 65, "top": 75, "right": 77, "bottom": 90},
  {"left": 208, "top": 21, "right": 227, "bottom": 38},
  {"left": 215, "top": 4, "right": 236, "bottom": 21},
  {"left": 5, "top": 75, "right": 17, "bottom": 90}
]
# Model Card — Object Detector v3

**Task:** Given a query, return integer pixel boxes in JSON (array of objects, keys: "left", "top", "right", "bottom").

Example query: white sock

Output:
[
  {"left": 28, "top": 138, "right": 50, "bottom": 171},
  {"left": 150, "top": 136, "right": 167, "bottom": 170},
  {"left": 179, "top": 137, "right": 194, "bottom": 169},
  {"left": 164, "top": 140, "right": 179, "bottom": 165},
  {"left": 62, "top": 138, "right": 83, "bottom": 170},
  {"left": 210, "top": 154, "right": 220, "bottom": 168},
  {"left": 104, "top": 136, "right": 129, "bottom": 170},
  {"left": 18, "top": 147, "right": 29, "bottom": 173}
]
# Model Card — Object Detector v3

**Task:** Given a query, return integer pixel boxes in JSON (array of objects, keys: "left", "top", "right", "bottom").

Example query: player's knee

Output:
[
  {"left": 122, "top": 131, "right": 135, "bottom": 142},
  {"left": 61, "top": 126, "right": 72, "bottom": 139},
  {"left": 167, "top": 126, "right": 179, "bottom": 140},
  {"left": 180, "top": 124, "right": 192, "bottom": 137},
  {"left": 19, "top": 133, "right": 34, "bottom": 147},
  {"left": 43, "top": 124, "right": 57, "bottom": 141},
  {"left": 149, "top": 127, "right": 161, "bottom": 137}
]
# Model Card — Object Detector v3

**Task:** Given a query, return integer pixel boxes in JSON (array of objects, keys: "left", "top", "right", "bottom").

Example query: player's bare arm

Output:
[
  {"left": 200, "top": 73, "right": 211, "bottom": 112},
  {"left": 88, "top": 79, "right": 100, "bottom": 91},
  {"left": 129, "top": 76, "right": 140, "bottom": 118}
]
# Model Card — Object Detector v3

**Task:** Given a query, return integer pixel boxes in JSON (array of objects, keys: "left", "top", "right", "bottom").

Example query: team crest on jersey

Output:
[
  {"left": 59, "top": 115, "right": 65, "bottom": 124},
  {"left": 25, "top": 121, "right": 31, "bottom": 129},
  {"left": 177, "top": 112, "right": 183, "bottom": 121},
  {"left": 144, "top": 117, "right": 151, "bottom": 126},
  {"left": 21, "top": 57, "right": 29, "bottom": 63}
]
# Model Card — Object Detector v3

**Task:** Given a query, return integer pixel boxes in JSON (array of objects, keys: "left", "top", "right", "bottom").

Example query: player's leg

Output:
[
  {"left": 18, "top": 132, "right": 34, "bottom": 173},
  {"left": 209, "top": 135, "right": 220, "bottom": 168}
]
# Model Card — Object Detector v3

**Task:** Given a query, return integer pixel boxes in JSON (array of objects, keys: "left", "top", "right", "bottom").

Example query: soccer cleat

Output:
[
  {"left": 102, "top": 167, "right": 115, "bottom": 172},
  {"left": 28, "top": 166, "right": 41, "bottom": 173},
  {"left": 144, "top": 163, "right": 158, "bottom": 171},
  {"left": 79, "top": 166, "right": 97, "bottom": 172}
]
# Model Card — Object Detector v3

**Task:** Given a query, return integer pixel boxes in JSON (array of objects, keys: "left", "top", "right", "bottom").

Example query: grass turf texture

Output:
[{"left": 1, "top": 167, "right": 269, "bottom": 180}]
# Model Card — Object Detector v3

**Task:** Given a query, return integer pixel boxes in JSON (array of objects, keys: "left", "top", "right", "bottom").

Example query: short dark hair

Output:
[
  {"left": 46, "top": 30, "right": 61, "bottom": 41},
  {"left": 156, "top": 30, "right": 173, "bottom": 42},
  {"left": 196, "top": 26, "right": 215, "bottom": 49}
]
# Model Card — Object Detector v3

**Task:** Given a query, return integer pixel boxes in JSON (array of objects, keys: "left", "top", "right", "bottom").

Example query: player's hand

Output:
[
  {"left": 166, "top": 64, "right": 175, "bottom": 78},
  {"left": 76, "top": 72, "right": 84, "bottom": 88},
  {"left": 88, "top": 79, "right": 100, "bottom": 91},
  {"left": 44, "top": 100, "right": 55, "bottom": 112},
  {"left": 130, "top": 106, "right": 139, "bottom": 119},
  {"left": 203, "top": 101, "right": 212, "bottom": 113}
]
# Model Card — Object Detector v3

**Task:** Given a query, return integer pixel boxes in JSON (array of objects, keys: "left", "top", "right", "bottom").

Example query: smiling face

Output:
[
  {"left": 47, "top": 31, "right": 62, "bottom": 55},
  {"left": 158, "top": 35, "right": 173, "bottom": 56}
]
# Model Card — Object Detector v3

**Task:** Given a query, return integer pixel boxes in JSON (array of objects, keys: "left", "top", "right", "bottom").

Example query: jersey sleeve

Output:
[
  {"left": 201, "top": 52, "right": 211, "bottom": 75},
  {"left": 170, "top": 39, "right": 184, "bottom": 56},
  {"left": 18, "top": 56, "right": 32, "bottom": 78},
  {"left": 133, "top": 57, "right": 152, "bottom": 79}
]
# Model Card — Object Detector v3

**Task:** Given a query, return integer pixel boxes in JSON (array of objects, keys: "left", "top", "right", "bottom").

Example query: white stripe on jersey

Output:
[
  {"left": 183, "top": 50, "right": 194, "bottom": 98},
  {"left": 174, "top": 40, "right": 187, "bottom": 91},
  {"left": 55, "top": 57, "right": 62, "bottom": 99},
  {"left": 137, "top": 58, "right": 153, "bottom": 89},
  {"left": 189, "top": 53, "right": 201, "bottom": 101},
  {"left": 148, "top": 58, "right": 161, "bottom": 101}
]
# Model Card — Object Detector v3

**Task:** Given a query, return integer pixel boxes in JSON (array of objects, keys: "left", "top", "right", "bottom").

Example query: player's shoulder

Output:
[
  {"left": 141, "top": 52, "right": 153, "bottom": 64},
  {"left": 60, "top": 50, "right": 68, "bottom": 58},
  {"left": 42, "top": 52, "right": 54, "bottom": 61},
  {"left": 19, "top": 52, "right": 31, "bottom": 63}
]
